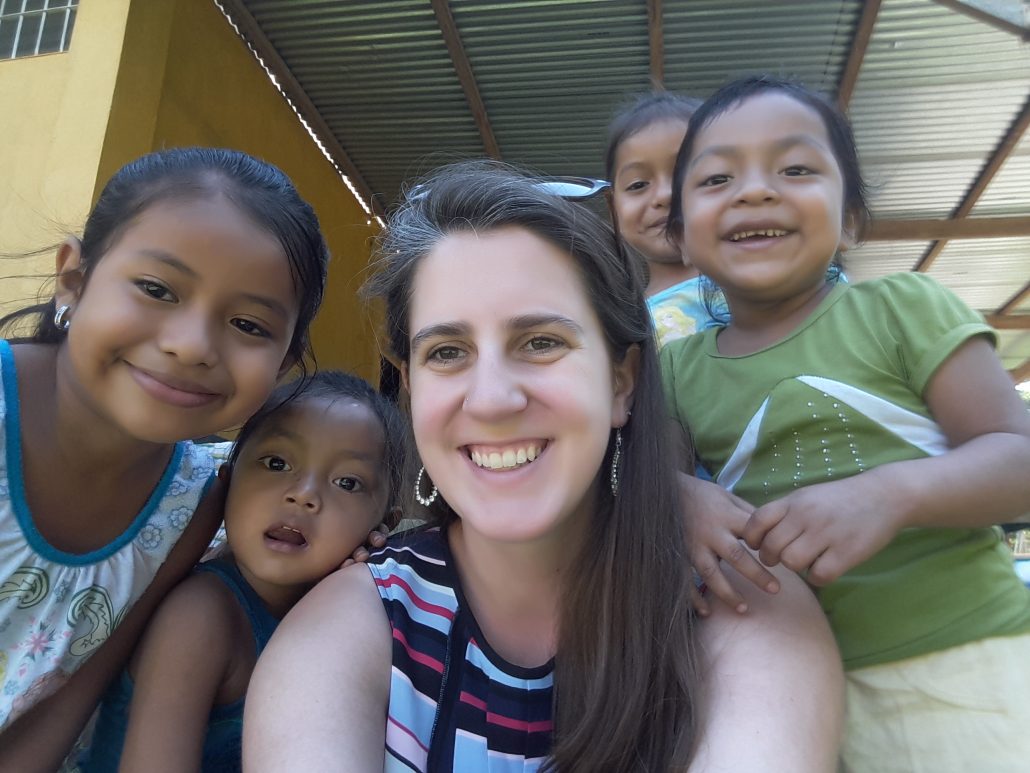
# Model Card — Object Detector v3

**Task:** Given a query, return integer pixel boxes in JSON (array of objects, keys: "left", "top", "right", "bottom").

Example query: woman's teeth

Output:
[{"left": 470, "top": 445, "right": 541, "bottom": 470}]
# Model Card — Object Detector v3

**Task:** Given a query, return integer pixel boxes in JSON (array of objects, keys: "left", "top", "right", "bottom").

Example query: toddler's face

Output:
[{"left": 224, "top": 396, "right": 388, "bottom": 595}]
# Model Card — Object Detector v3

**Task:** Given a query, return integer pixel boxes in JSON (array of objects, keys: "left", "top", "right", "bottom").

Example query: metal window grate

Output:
[{"left": 0, "top": 0, "right": 77, "bottom": 61}]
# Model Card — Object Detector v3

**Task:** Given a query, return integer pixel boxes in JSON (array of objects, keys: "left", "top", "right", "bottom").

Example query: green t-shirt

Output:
[{"left": 661, "top": 272, "right": 1030, "bottom": 669}]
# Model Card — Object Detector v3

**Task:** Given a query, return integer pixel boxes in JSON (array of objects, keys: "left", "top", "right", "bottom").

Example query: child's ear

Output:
[
  {"left": 839, "top": 212, "right": 860, "bottom": 253},
  {"left": 217, "top": 463, "right": 232, "bottom": 485},
  {"left": 399, "top": 362, "right": 410, "bottom": 394},
  {"left": 54, "top": 237, "right": 86, "bottom": 310}
]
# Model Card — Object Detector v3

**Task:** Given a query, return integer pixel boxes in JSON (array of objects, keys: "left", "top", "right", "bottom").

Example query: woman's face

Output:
[{"left": 405, "top": 226, "right": 635, "bottom": 546}]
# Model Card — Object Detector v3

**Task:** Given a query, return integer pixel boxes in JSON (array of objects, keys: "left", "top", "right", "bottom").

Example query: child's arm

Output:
[
  {"left": 744, "top": 337, "right": 1030, "bottom": 585},
  {"left": 244, "top": 564, "right": 391, "bottom": 771},
  {"left": 690, "top": 562, "right": 844, "bottom": 773},
  {"left": 116, "top": 573, "right": 240, "bottom": 771},
  {"left": 0, "top": 481, "right": 225, "bottom": 772}
]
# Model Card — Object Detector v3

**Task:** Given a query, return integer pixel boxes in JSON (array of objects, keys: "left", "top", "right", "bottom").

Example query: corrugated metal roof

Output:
[{"left": 234, "top": 0, "right": 1029, "bottom": 373}]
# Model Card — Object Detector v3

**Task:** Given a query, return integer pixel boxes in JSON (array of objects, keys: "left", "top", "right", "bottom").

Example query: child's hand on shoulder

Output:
[
  {"left": 338, "top": 523, "right": 389, "bottom": 568},
  {"left": 680, "top": 473, "right": 780, "bottom": 616},
  {"left": 743, "top": 474, "right": 905, "bottom": 586}
]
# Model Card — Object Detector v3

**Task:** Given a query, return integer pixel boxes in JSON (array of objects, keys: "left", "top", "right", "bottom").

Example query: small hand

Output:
[
  {"left": 339, "top": 523, "right": 390, "bottom": 568},
  {"left": 681, "top": 473, "right": 780, "bottom": 615},
  {"left": 743, "top": 475, "right": 904, "bottom": 586}
]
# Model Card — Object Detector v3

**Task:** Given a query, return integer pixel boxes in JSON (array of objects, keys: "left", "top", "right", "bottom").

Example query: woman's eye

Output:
[
  {"left": 259, "top": 455, "right": 290, "bottom": 472},
  {"left": 427, "top": 345, "right": 464, "bottom": 364},
  {"left": 783, "top": 165, "right": 813, "bottom": 177},
  {"left": 523, "top": 336, "right": 563, "bottom": 354},
  {"left": 136, "top": 280, "right": 174, "bottom": 301},
  {"left": 232, "top": 318, "right": 272, "bottom": 338},
  {"left": 334, "top": 476, "right": 363, "bottom": 492}
]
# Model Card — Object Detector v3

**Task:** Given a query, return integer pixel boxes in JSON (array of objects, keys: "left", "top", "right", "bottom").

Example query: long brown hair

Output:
[{"left": 364, "top": 161, "right": 702, "bottom": 771}]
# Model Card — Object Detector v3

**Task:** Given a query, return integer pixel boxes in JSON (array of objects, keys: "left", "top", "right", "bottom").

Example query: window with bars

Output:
[{"left": 0, "top": 0, "right": 77, "bottom": 61}]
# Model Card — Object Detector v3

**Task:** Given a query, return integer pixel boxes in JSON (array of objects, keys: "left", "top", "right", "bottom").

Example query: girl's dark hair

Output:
[
  {"left": 364, "top": 160, "right": 701, "bottom": 772},
  {"left": 604, "top": 90, "right": 702, "bottom": 183},
  {"left": 668, "top": 75, "right": 871, "bottom": 243},
  {"left": 0, "top": 147, "right": 329, "bottom": 371},
  {"left": 227, "top": 371, "right": 408, "bottom": 512}
]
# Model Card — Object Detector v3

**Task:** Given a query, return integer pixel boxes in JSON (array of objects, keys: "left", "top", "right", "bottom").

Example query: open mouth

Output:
[
  {"left": 727, "top": 228, "right": 791, "bottom": 242},
  {"left": 264, "top": 524, "right": 308, "bottom": 548},
  {"left": 467, "top": 441, "right": 547, "bottom": 471}
]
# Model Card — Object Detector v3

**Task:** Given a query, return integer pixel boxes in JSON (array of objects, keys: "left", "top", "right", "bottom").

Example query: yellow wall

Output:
[
  {"left": 1, "top": 0, "right": 379, "bottom": 378},
  {"left": 0, "top": 0, "right": 133, "bottom": 314},
  {"left": 103, "top": 0, "right": 381, "bottom": 379}
]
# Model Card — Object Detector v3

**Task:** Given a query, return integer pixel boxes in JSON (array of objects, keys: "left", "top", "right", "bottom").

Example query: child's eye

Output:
[
  {"left": 259, "top": 455, "right": 290, "bottom": 472},
  {"left": 334, "top": 476, "right": 363, "bottom": 492},
  {"left": 699, "top": 174, "right": 730, "bottom": 187},
  {"left": 135, "top": 280, "right": 175, "bottom": 302},
  {"left": 783, "top": 166, "right": 813, "bottom": 177},
  {"left": 232, "top": 318, "right": 272, "bottom": 338},
  {"left": 624, "top": 180, "right": 649, "bottom": 193}
]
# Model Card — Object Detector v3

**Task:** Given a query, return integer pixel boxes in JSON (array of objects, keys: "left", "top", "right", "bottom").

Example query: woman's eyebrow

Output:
[
  {"left": 509, "top": 314, "right": 584, "bottom": 336},
  {"left": 411, "top": 321, "right": 470, "bottom": 350}
]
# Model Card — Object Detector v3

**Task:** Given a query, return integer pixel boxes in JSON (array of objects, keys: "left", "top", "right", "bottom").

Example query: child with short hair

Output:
[
  {"left": 79, "top": 371, "right": 405, "bottom": 771},
  {"left": 662, "top": 74, "right": 1030, "bottom": 771}
]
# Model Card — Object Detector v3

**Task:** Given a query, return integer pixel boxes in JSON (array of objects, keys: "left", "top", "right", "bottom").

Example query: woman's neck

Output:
[
  {"left": 447, "top": 520, "right": 574, "bottom": 668},
  {"left": 718, "top": 281, "right": 835, "bottom": 356},
  {"left": 645, "top": 260, "right": 699, "bottom": 297}
]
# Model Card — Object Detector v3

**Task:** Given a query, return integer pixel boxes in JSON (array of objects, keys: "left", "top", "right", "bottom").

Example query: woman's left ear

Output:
[
  {"left": 611, "top": 344, "right": 640, "bottom": 426},
  {"left": 839, "top": 213, "right": 859, "bottom": 253}
]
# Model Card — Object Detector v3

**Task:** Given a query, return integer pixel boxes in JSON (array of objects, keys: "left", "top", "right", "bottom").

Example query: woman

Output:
[{"left": 244, "top": 162, "right": 844, "bottom": 772}]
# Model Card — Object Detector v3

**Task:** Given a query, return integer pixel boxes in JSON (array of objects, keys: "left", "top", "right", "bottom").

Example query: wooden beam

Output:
[
  {"left": 215, "top": 0, "right": 384, "bottom": 219},
  {"left": 930, "top": 0, "right": 1029, "bottom": 42},
  {"left": 647, "top": 0, "right": 664, "bottom": 90},
  {"left": 986, "top": 315, "right": 1030, "bottom": 331},
  {"left": 837, "top": 0, "right": 881, "bottom": 109},
  {"left": 431, "top": 0, "right": 500, "bottom": 159},
  {"left": 997, "top": 281, "right": 1030, "bottom": 316},
  {"left": 914, "top": 95, "right": 1030, "bottom": 271},
  {"left": 1010, "top": 359, "right": 1030, "bottom": 384},
  {"left": 867, "top": 215, "right": 1030, "bottom": 241}
]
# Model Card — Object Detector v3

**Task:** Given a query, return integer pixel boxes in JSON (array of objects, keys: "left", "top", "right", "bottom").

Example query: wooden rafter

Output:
[
  {"left": 931, "top": 0, "right": 1030, "bottom": 42},
  {"left": 216, "top": 0, "right": 384, "bottom": 219},
  {"left": 867, "top": 215, "right": 1030, "bottom": 241},
  {"left": 997, "top": 281, "right": 1030, "bottom": 316},
  {"left": 914, "top": 95, "right": 1030, "bottom": 272},
  {"left": 431, "top": 0, "right": 500, "bottom": 159},
  {"left": 647, "top": 0, "right": 664, "bottom": 90},
  {"left": 837, "top": 0, "right": 881, "bottom": 109},
  {"left": 986, "top": 315, "right": 1030, "bottom": 331}
]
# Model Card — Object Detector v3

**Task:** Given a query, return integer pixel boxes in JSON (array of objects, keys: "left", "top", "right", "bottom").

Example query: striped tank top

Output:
[{"left": 367, "top": 526, "right": 554, "bottom": 772}]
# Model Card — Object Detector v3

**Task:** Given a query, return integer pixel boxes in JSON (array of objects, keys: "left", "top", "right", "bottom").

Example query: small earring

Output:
[
  {"left": 53, "top": 305, "right": 70, "bottom": 331},
  {"left": 414, "top": 465, "right": 438, "bottom": 507},
  {"left": 609, "top": 427, "right": 623, "bottom": 497},
  {"left": 53, "top": 305, "right": 71, "bottom": 331}
]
